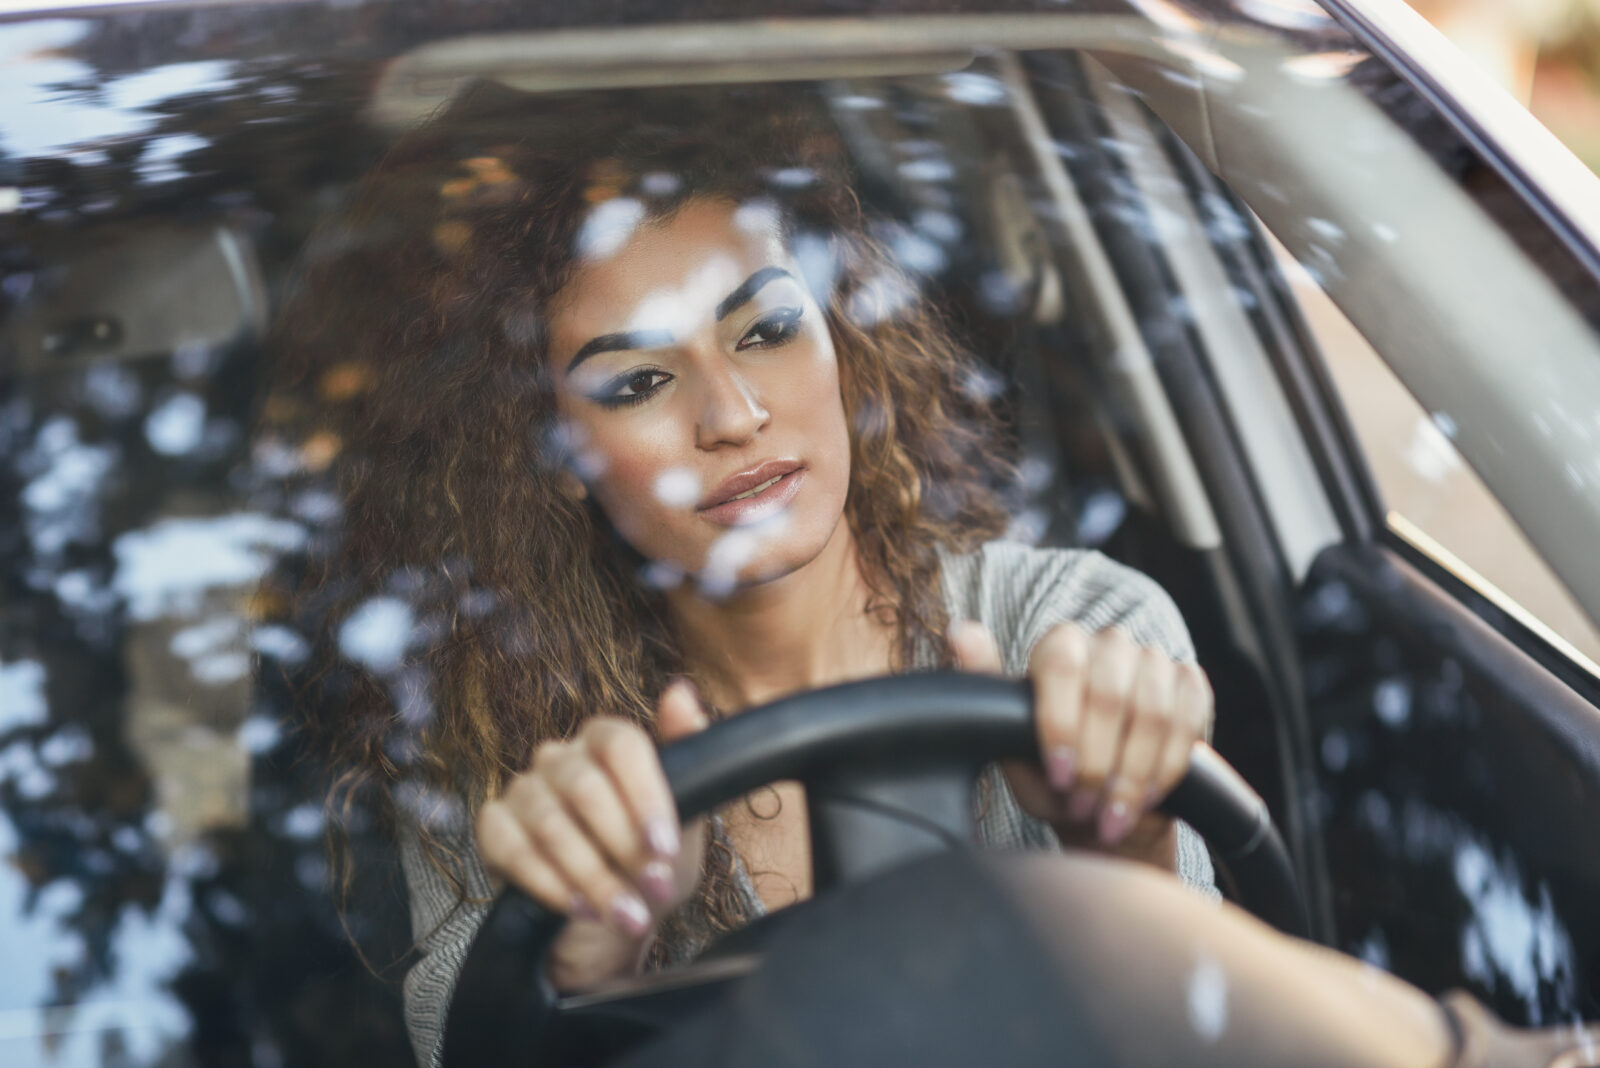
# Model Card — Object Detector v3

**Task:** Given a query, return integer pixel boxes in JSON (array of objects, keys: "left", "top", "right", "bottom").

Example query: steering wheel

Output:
[{"left": 441, "top": 672, "right": 1305, "bottom": 1068}]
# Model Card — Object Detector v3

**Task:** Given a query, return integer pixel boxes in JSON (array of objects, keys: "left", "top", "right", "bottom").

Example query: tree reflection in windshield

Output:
[
  {"left": 0, "top": 322, "right": 416, "bottom": 1067},
  {"left": 4, "top": 9, "right": 1599, "bottom": 1066},
  {"left": 0, "top": 24, "right": 412, "bottom": 1063}
]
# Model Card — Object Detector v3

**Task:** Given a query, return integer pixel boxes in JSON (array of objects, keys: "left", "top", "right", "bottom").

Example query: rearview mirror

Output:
[{"left": 6, "top": 223, "right": 265, "bottom": 370}]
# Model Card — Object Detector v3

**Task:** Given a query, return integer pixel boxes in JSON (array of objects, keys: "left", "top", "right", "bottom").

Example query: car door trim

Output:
[{"left": 1386, "top": 512, "right": 1600, "bottom": 685}]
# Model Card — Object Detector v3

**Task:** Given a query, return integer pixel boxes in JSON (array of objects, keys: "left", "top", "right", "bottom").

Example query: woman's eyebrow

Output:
[
  {"left": 566, "top": 267, "right": 799, "bottom": 375},
  {"left": 714, "top": 266, "right": 796, "bottom": 322},
  {"left": 566, "top": 329, "right": 674, "bottom": 375}
]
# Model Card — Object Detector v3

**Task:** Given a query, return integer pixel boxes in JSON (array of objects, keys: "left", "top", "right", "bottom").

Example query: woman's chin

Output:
[
  {"left": 623, "top": 500, "right": 847, "bottom": 601},
  {"left": 689, "top": 518, "right": 844, "bottom": 599}
]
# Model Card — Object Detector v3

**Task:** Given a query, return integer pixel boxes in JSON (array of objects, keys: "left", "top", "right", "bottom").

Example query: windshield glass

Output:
[{"left": 3, "top": 4, "right": 1598, "bottom": 1064}]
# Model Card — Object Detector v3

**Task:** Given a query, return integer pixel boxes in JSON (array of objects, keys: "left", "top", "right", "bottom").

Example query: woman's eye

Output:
[
  {"left": 597, "top": 369, "right": 671, "bottom": 407},
  {"left": 737, "top": 307, "right": 803, "bottom": 351}
]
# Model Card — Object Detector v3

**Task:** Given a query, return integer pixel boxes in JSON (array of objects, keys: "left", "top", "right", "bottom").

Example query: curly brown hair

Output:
[{"left": 269, "top": 82, "right": 1017, "bottom": 963}]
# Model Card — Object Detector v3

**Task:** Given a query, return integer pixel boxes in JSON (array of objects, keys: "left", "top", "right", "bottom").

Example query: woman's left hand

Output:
[{"left": 949, "top": 620, "right": 1213, "bottom": 861}]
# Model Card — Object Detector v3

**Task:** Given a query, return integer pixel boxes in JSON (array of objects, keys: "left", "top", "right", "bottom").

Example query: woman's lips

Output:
[{"left": 697, "top": 463, "right": 805, "bottom": 526}]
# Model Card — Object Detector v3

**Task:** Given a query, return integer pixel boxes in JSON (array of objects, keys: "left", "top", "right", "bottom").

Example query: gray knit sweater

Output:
[{"left": 397, "top": 542, "right": 1218, "bottom": 1066}]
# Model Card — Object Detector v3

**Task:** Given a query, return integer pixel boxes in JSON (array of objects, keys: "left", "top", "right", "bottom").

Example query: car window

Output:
[
  {"left": 1185, "top": 6, "right": 1600, "bottom": 665},
  {"left": 1191, "top": 17, "right": 1600, "bottom": 629},
  {"left": 0, "top": 24, "right": 1122, "bottom": 1065},
  {"left": 1272, "top": 241, "right": 1600, "bottom": 670},
  {"left": 4, "top": 4, "right": 1600, "bottom": 1064},
  {"left": 1280, "top": 243, "right": 1600, "bottom": 671}
]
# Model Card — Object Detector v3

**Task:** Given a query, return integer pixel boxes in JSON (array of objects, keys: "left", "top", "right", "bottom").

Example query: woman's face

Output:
[{"left": 547, "top": 197, "right": 852, "bottom": 595}]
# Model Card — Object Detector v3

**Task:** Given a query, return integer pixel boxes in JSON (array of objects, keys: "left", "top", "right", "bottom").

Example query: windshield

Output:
[{"left": 3, "top": 3, "right": 1599, "bottom": 1064}]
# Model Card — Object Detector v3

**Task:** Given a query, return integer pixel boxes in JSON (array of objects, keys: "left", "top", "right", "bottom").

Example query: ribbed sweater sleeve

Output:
[
  {"left": 398, "top": 820, "right": 494, "bottom": 1068},
  {"left": 944, "top": 541, "right": 1220, "bottom": 897}
]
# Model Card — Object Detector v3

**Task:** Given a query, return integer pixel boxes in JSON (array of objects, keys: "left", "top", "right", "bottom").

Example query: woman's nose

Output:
[{"left": 695, "top": 358, "right": 770, "bottom": 449}]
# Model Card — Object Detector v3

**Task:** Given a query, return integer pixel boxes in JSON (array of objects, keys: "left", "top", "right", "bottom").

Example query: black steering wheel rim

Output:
[{"left": 441, "top": 672, "right": 1305, "bottom": 1068}]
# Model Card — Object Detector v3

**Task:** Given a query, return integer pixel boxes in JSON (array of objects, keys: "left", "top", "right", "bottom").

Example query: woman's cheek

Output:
[
  {"left": 590, "top": 448, "right": 662, "bottom": 534},
  {"left": 586, "top": 431, "right": 705, "bottom": 564},
  {"left": 797, "top": 356, "right": 849, "bottom": 474}
]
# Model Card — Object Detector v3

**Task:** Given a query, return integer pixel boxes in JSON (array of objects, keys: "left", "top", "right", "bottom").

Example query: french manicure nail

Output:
[
  {"left": 569, "top": 893, "right": 600, "bottom": 922},
  {"left": 1046, "top": 746, "right": 1077, "bottom": 791},
  {"left": 1100, "top": 800, "right": 1132, "bottom": 844},
  {"left": 610, "top": 893, "right": 651, "bottom": 938},
  {"left": 646, "top": 817, "right": 680, "bottom": 858},
  {"left": 639, "top": 860, "right": 674, "bottom": 906}
]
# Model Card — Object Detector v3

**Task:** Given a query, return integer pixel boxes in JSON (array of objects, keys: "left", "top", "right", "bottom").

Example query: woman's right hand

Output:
[{"left": 474, "top": 678, "right": 710, "bottom": 990}]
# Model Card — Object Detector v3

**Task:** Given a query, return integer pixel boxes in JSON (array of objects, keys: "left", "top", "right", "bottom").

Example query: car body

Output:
[{"left": 2, "top": 0, "right": 1599, "bottom": 1063}]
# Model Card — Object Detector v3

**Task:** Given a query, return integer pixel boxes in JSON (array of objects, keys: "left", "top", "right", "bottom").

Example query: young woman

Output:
[{"left": 275, "top": 84, "right": 1216, "bottom": 1066}]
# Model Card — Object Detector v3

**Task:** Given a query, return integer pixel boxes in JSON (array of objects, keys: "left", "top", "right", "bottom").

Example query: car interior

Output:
[{"left": 4, "top": 3, "right": 1600, "bottom": 1063}]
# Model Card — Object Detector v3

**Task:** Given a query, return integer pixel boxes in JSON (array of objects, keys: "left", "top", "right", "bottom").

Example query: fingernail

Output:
[
  {"left": 1046, "top": 746, "right": 1077, "bottom": 791},
  {"left": 646, "top": 817, "right": 680, "bottom": 858},
  {"left": 1067, "top": 789, "right": 1098, "bottom": 823},
  {"left": 569, "top": 893, "right": 600, "bottom": 922},
  {"left": 610, "top": 892, "right": 651, "bottom": 938},
  {"left": 639, "top": 860, "right": 675, "bottom": 906},
  {"left": 1100, "top": 799, "right": 1133, "bottom": 844}
]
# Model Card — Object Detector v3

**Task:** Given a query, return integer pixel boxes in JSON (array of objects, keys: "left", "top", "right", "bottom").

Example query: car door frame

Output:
[{"left": 1156, "top": 0, "right": 1600, "bottom": 1019}]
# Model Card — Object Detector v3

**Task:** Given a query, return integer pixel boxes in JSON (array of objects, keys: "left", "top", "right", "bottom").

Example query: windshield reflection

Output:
[
  {"left": 2, "top": 7, "right": 1598, "bottom": 1065},
  {"left": 1, "top": 18, "right": 412, "bottom": 1066}
]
